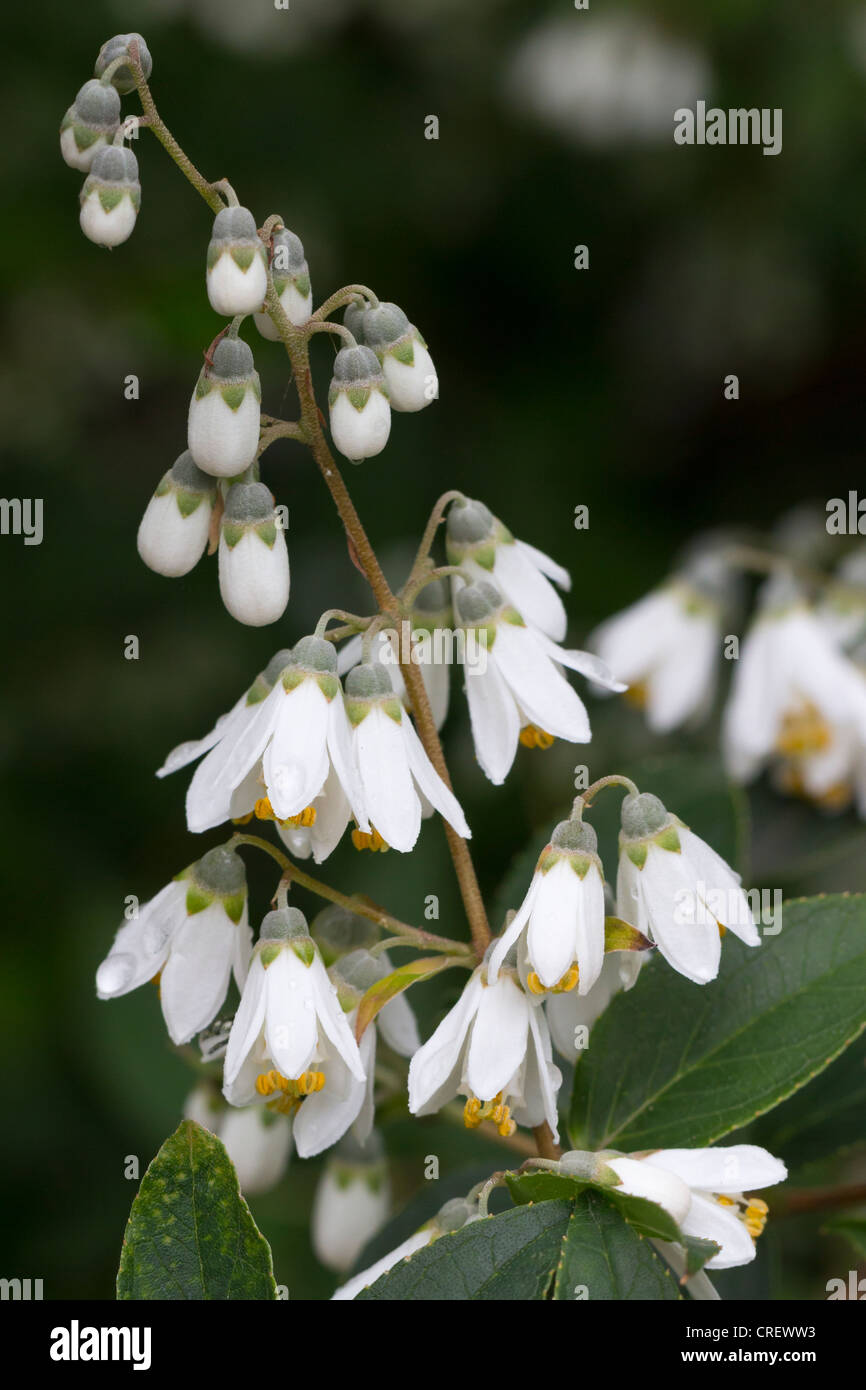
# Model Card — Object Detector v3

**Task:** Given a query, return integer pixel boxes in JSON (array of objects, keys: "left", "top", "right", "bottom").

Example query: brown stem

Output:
[
  {"left": 532, "top": 1123, "right": 562, "bottom": 1161},
  {"left": 779, "top": 1183, "right": 866, "bottom": 1217}
]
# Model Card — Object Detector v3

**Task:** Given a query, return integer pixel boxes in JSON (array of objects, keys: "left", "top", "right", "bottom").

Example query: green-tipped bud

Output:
[
  {"left": 60, "top": 79, "right": 121, "bottom": 170},
  {"left": 95, "top": 32, "right": 152, "bottom": 94},
  {"left": 620, "top": 792, "right": 668, "bottom": 840},
  {"left": 259, "top": 906, "right": 309, "bottom": 943},
  {"left": 312, "top": 904, "right": 380, "bottom": 964},
  {"left": 454, "top": 580, "right": 502, "bottom": 624},
  {"left": 80, "top": 145, "right": 140, "bottom": 248},
  {"left": 137, "top": 450, "right": 216, "bottom": 579},
  {"left": 344, "top": 662, "right": 393, "bottom": 699},
  {"left": 551, "top": 819, "right": 598, "bottom": 855},
  {"left": 292, "top": 635, "right": 338, "bottom": 673},
  {"left": 447, "top": 497, "right": 495, "bottom": 545},
  {"left": 207, "top": 206, "right": 268, "bottom": 317}
]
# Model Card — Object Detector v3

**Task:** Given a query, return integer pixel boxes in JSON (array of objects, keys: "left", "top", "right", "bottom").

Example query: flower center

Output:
[
  {"left": 519, "top": 724, "right": 555, "bottom": 750},
  {"left": 463, "top": 1092, "right": 516, "bottom": 1138},
  {"left": 255, "top": 1068, "right": 325, "bottom": 1101},
  {"left": 775, "top": 703, "right": 831, "bottom": 756},
  {"left": 351, "top": 825, "right": 390, "bottom": 852},
  {"left": 527, "top": 966, "right": 579, "bottom": 995},
  {"left": 624, "top": 681, "right": 647, "bottom": 710},
  {"left": 716, "top": 1193, "right": 770, "bottom": 1241},
  {"left": 254, "top": 797, "right": 317, "bottom": 828}
]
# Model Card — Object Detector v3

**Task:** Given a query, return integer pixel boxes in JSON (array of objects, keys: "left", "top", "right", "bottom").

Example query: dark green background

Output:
[{"left": 2, "top": 0, "right": 865, "bottom": 1299}]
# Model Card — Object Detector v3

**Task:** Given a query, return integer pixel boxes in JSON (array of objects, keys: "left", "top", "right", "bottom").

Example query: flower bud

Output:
[
  {"left": 362, "top": 301, "right": 438, "bottom": 413},
  {"left": 218, "top": 481, "right": 289, "bottom": 627},
  {"left": 187, "top": 337, "right": 261, "bottom": 478},
  {"left": 343, "top": 300, "right": 367, "bottom": 342},
  {"left": 79, "top": 145, "right": 140, "bottom": 247},
  {"left": 620, "top": 792, "right": 669, "bottom": 841},
  {"left": 311, "top": 904, "right": 380, "bottom": 966},
  {"left": 94, "top": 33, "right": 152, "bottom": 94},
  {"left": 206, "top": 206, "right": 268, "bottom": 316},
  {"left": 328, "top": 345, "right": 391, "bottom": 462},
  {"left": 60, "top": 79, "right": 121, "bottom": 171},
  {"left": 254, "top": 227, "right": 312, "bottom": 338},
  {"left": 137, "top": 451, "right": 217, "bottom": 577},
  {"left": 312, "top": 1132, "right": 389, "bottom": 1272}
]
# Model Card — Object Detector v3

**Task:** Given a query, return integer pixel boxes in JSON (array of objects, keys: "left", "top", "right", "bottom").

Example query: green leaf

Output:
[
  {"left": 355, "top": 954, "right": 459, "bottom": 1040},
  {"left": 552, "top": 1191, "right": 682, "bottom": 1300},
  {"left": 749, "top": 1031, "right": 866, "bottom": 1172},
  {"left": 570, "top": 894, "right": 866, "bottom": 1151},
  {"left": 822, "top": 1213, "right": 866, "bottom": 1260},
  {"left": 117, "top": 1120, "right": 277, "bottom": 1300},
  {"left": 357, "top": 1199, "right": 572, "bottom": 1300}
]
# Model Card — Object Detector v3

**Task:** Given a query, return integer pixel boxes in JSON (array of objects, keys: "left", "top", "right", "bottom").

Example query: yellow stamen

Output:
[
  {"left": 519, "top": 724, "right": 555, "bottom": 750},
  {"left": 463, "top": 1097, "right": 483, "bottom": 1129},
  {"left": 715, "top": 1194, "right": 736, "bottom": 1207},
  {"left": 624, "top": 681, "right": 647, "bottom": 711},
  {"left": 553, "top": 966, "right": 580, "bottom": 994},
  {"left": 256, "top": 1068, "right": 325, "bottom": 1099},
  {"left": 351, "top": 826, "right": 389, "bottom": 852},
  {"left": 776, "top": 704, "right": 831, "bottom": 757},
  {"left": 526, "top": 970, "right": 547, "bottom": 995},
  {"left": 231, "top": 811, "right": 254, "bottom": 825},
  {"left": 254, "top": 797, "right": 317, "bottom": 828}
]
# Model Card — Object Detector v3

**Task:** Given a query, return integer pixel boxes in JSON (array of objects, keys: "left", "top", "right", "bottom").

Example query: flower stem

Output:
[
  {"left": 128, "top": 43, "right": 228, "bottom": 215},
  {"left": 308, "top": 284, "right": 381, "bottom": 323}
]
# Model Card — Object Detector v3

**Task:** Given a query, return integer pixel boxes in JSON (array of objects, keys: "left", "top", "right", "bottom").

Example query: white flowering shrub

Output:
[{"left": 66, "top": 34, "right": 866, "bottom": 1304}]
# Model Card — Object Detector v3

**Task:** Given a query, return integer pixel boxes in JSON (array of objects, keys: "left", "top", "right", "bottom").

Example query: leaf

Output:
[
  {"left": 570, "top": 894, "right": 866, "bottom": 1151},
  {"left": 552, "top": 1190, "right": 682, "bottom": 1300},
  {"left": 748, "top": 1031, "right": 866, "bottom": 1172},
  {"left": 355, "top": 954, "right": 458, "bottom": 1040},
  {"left": 356, "top": 1199, "right": 573, "bottom": 1300},
  {"left": 117, "top": 1120, "right": 277, "bottom": 1300},
  {"left": 822, "top": 1213, "right": 866, "bottom": 1260},
  {"left": 604, "top": 916, "right": 652, "bottom": 952}
]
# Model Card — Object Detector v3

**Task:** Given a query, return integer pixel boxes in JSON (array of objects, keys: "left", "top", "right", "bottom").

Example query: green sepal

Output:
[
  {"left": 153, "top": 473, "right": 172, "bottom": 499},
  {"left": 382, "top": 697, "right": 403, "bottom": 724},
  {"left": 317, "top": 673, "right": 340, "bottom": 702},
  {"left": 345, "top": 698, "right": 371, "bottom": 727},
  {"left": 254, "top": 520, "right": 277, "bottom": 548},
  {"left": 230, "top": 244, "right": 259, "bottom": 273},
  {"left": 186, "top": 884, "right": 215, "bottom": 915},
  {"left": 388, "top": 337, "right": 415, "bottom": 367},
  {"left": 251, "top": 375, "right": 262, "bottom": 404},
  {"left": 130, "top": 187, "right": 141, "bottom": 214},
  {"left": 222, "top": 522, "right": 246, "bottom": 549},
  {"left": 206, "top": 242, "right": 222, "bottom": 271},
  {"left": 222, "top": 891, "right": 246, "bottom": 926},
  {"left": 625, "top": 842, "right": 648, "bottom": 870},
  {"left": 74, "top": 123, "right": 100, "bottom": 152},
  {"left": 655, "top": 826, "right": 681, "bottom": 853},
  {"left": 246, "top": 674, "right": 271, "bottom": 705},
  {"left": 604, "top": 917, "right": 652, "bottom": 953},
  {"left": 291, "top": 937, "right": 316, "bottom": 967},
  {"left": 98, "top": 186, "right": 126, "bottom": 213},
  {"left": 503, "top": 607, "right": 525, "bottom": 626},
  {"left": 293, "top": 271, "right": 311, "bottom": 299},
  {"left": 260, "top": 943, "right": 283, "bottom": 969},
  {"left": 175, "top": 489, "right": 204, "bottom": 518},
  {"left": 220, "top": 383, "right": 248, "bottom": 412},
  {"left": 568, "top": 853, "right": 595, "bottom": 880},
  {"left": 195, "top": 375, "right": 213, "bottom": 401},
  {"left": 327, "top": 385, "right": 339, "bottom": 409},
  {"left": 347, "top": 386, "right": 371, "bottom": 412},
  {"left": 537, "top": 849, "right": 559, "bottom": 874},
  {"left": 281, "top": 668, "right": 307, "bottom": 693}
]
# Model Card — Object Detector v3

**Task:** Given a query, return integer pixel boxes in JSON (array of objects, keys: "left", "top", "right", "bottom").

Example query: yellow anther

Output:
[
  {"left": 554, "top": 966, "right": 580, "bottom": 994},
  {"left": 746, "top": 1198, "right": 769, "bottom": 1216},
  {"left": 776, "top": 705, "right": 831, "bottom": 757},
  {"left": 255, "top": 1070, "right": 278, "bottom": 1097},
  {"left": 282, "top": 806, "right": 317, "bottom": 828},
  {"left": 351, "top": 826, "right": 389, "bottom": 852},
  {"left": 519, "top": 724, "right": 555, "bottom": 750},
  {"left": 463, "top": 1097, "right": 483, "bottom": 1129},
  {"left": 297, "top": 1070, "right": 321, "bottom": 1096},
  {"left": 254, "top": 796, "right": 276, "bottom": 821},
  {"left": 527, "top": 971, "right": 547, "bottom": 996},
  {"left": 497, "top": 1114, "right": 517, "bottom": 1138},
  {"left": 231, "top": 811, "right": 254, "bottom": 825},
  {"left": 715, "top": 1194, "right": 736, "bottom": 1207}
]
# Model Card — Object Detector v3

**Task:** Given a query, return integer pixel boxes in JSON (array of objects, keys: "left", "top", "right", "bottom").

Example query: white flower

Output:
[
  {"left": 361, "top": 301, "right": 438, "bottom": 413},
  {"left": 453, "top": 581, "right": 625, "bottom": 786},
  {"left": 223, "top": 908, "right": 365, "bottom": 1109},
  {"left": 60, "top": 80, "right": 120, "bottom": 171},
  {"left": 489, "top": 818, "right": 606, "bottom": 995},
  {"left": 343, "top": 662, "right": 470, "bottom": 853},
  {"left": 184, "top": 1085, "right": 292, "bottom": 1195},
  {"left": 328, "top": 345, "right": 391, "bottom": 462},
  {"left": 187, "top": 337, "right": 261, "bottom": 478},
  {"left": 408, "top": 961, "right": 562, "bottom": 1140},
  {"left": 166, "top": 638, "right": 368, "bottom": 861},
  {"left": 206, "top": 206, "right": 268, "bottom": 316},
  {"left": 331, "top": 1197, "right": 479, "bottom": 1301},
  {"left": 616, "top": 792, "right": 760, "bottom": 985},
  {"left": 79, "top": 146, "right": 140, "bottom": 247},
  {"left": 312, "top": 1133, "right": 390, "bottom": 1273},
  {"left": 96, "top": 846, "right": 251, "bottom": 1044},
  {"left": 607, "top": 1144, "right": 787, "bottom": 1269},
  {"left": 218, "top": 482, "right": 289, "bottom": 627},
  {"left": 723, "top": 591, "right": 866, "bottom": 796},
  {"left": 255, "top": 226, "right": 312, "bottom": 336},
  {"left": 447, "top": 497, "right": 571, "bottom": 641},
  {"left": 546, "top": 950, "right": 645, "bottom": 1060},
  {"left": 591, "top": 579, "right": 721, "bottom": 732},
  {"left": 137, "top": 451, "right": 216, "bottom": 578}
]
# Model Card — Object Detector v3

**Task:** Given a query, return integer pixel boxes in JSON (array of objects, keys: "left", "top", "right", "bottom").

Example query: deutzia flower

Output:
[
  {"left": 184, "top": 1084, "right": 292, "bottom": 1195},
  {"left": 489, "top": 818, "right": 606, "bottom": 996},
  {"left": 223, "top": 908, "right": 366, "bottom": 1116},
  {"left": 723, "top": 581, "right": 866, "bottom": 803},
  {"left": 136, "top": 451, "right": 217, "bottom": 578},
  {"left": 170, "top": 638, "right": 368, "bottom": 860},
  {"left": 292, "top": 947, "right": 420, "bottom": 1158},
  {"left": 616, "top": 791, "right": 760, "bottom": 985},
  {"left": 96, "top": 846, "right": 251, "bottom": 1044},
  {"left": 94, "top": 32, "right": 152, "bottom": 94},
  {"left": 60, "top": 79, "right": 121, "bottom": 171},
  {"left": 328, "top": 345, "right": 391, "bottom": 462},
  {"left": 218, "top": 481, "right": 290, "bottom": 627},
  {"left": 331, "top": 1197, "right": 480, "bottom": 1301},
  {"left": 254, "top": 226, "right": 312, "bottom": 337},
  {"left": 312, "top": 1132, "right": 390, "bottom": 1273},
  {"left": 590, "top": 574, "right": 722, "bottom": 733},
  {"left": 606, "top": 1144, "right": 787, "bottom": 1269},
  {"left": 453, "top": 581, "right": 625, "bottom": 785},
  {"left": 343, "top": 662, "right": 470, "bottom": 853},
  {"left": 361, "top": 301, "right": 438, "bottom": 412},
  {"left": 337, "top": 579, "right": 453, "bottom": 734},
  {"left": 408, "top": 953, "right": 562, "bottom": 1140},
  {"left": 206, "top": 205, "right": 268, "bottom": 317},
  {"left": 79, "top": 145, "right": 140, "bottom": 247},
  {"left": 447, "top": 497, "right": 571, "bottom": 641},
  {"left": 187, "top": 337, "right": 261, "bottom": 478}
]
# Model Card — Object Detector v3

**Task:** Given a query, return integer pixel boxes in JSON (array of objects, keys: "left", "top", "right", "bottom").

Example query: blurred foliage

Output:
[{"left": 2, "top": 0, "right": 866, "bottom": 1299}]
